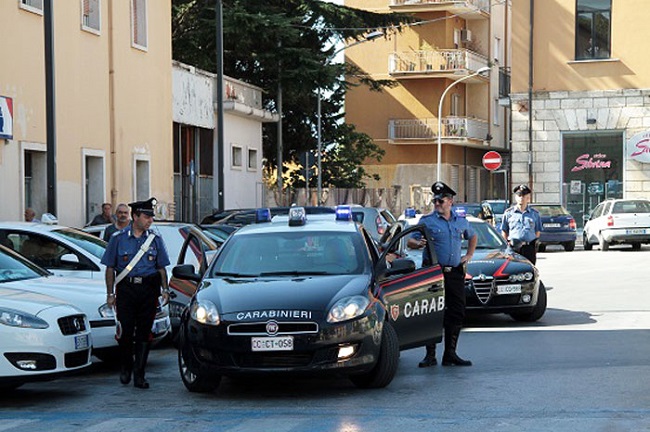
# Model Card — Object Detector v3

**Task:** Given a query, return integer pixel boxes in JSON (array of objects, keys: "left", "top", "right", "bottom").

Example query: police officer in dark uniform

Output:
[
  {"left": 101, "top": 197, "right": 170, "bottom": 389},
  {"left": 500, "top": 184, "right": 542, "bottom": 264},
  {"left": 408, "top": 182, "right": 477, "bottom": 367}
]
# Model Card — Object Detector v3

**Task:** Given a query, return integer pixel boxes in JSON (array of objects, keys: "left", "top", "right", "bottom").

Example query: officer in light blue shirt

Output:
[
  {"left": 408, "top": 182, "right": 477, "bottom": 368},
  {"left": 500, "top": 184, "right": 542, "bottom": 264}
]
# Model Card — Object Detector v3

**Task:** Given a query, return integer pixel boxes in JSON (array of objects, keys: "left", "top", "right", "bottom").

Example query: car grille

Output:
[
  {"left": 227, "top": 321, "right": 319, "bottom": 336},
  {"left": 234, "top": 352, "right": 314, "bottom": 368},
  {"left": 467, "top": 278, "right": 494, "bottom": 305},
  {"left": 58, "top": 315, "right": 87, "bottom": 335},
  {"left": 65, "top": 349, "right": 90, "bottom": 368}
]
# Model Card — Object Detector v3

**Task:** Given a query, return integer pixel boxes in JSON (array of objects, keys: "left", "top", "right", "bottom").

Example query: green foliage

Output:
[{"left": 172, "top": 0, "right": 414, "bottom": 188}]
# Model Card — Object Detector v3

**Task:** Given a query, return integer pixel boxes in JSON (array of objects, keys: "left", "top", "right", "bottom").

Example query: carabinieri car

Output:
[
  {"left": 384, "top": 214, "right": 546, "bottom": 322},
  {"left": 172, "top": 207, "right": 446, "bottom": 392}
]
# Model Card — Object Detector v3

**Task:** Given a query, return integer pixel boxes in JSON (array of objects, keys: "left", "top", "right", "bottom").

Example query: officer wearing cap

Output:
[
  {"left": 101, "top": 197, "right": 170, "bottom": 389},
  {"left": 407, "top": 181, "right": 477, "bottom": 368},
  {"left": 500, "top": 184, "right": 542, "bottom": 264}
]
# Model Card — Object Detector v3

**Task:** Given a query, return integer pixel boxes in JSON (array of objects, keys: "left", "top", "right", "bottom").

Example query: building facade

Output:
[
  {"left": 345, "top": 0, "right": 511, "bottom": 211},
  {"left": 511, "top": 0, "right": 650, "bottom": 227},
  {"left": 0, "top": 0, "right": 172, "bottom": 226},
  {"left": 172, "top": 61, "right": 278, "bottom": 222}
]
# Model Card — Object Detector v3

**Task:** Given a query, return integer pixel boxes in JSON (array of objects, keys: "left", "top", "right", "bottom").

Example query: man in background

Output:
[
  {"left": 103, "top": 203, "right": 130, "bottom": 241},
  {"left": 90, "top": 203, "right": 116, "bottom": 226}
]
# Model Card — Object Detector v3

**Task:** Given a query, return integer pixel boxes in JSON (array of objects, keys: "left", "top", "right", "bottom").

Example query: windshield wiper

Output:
[
  {"left": 258, "top": 271, "right": 329, "bottom": 277},
  {"left": 212, "top": 272, "right": 257, "bottom": 278}
]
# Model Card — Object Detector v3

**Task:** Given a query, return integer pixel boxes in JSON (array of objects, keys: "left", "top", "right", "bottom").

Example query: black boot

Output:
[
  {"left": 119, "top": 342, "right": 133, "bottom": 385},
  {"left": 418, "top": 344, "right": 437, "bottom": 368},
  {"left": 442, "top": 326, "right": 472, "bottom": 366},
  {"left": 133, "top": 342, "right": 150, "bottom": 389}
]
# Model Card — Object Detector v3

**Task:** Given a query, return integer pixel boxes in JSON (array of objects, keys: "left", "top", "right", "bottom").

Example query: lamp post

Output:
[
  {"left": 316, "top": 30, "right": 383, "bottom": 205},
  {"left": 436, "top": 66, "right": 491, "bottom": 181}
]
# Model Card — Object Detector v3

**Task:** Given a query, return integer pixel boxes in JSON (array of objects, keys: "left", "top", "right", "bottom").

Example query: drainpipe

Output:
[
  {"left": 108, "top": 0, "right": 117, "bottom": 205},
  {"left": 528, "top": 0, "right": 534, "bottom": 189},
  {"left": 44, "top": 0, "right": 57, "bottom": 215}
]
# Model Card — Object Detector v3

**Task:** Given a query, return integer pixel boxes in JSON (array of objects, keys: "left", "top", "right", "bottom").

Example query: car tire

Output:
[
  {"left": 583, "top": 233, "right": 593, "bottom": 251},
  {"left": 510, "top": 281, "right": 547, "bottom": 322},
  {"left": 631, "top": 242, "right": 641, "bottom": 251},
  {"left": 538, "top": 244, "right": 546, "bottom": 253},
  {"left": 349, "top": 322, "right": 399, "bottom": 389},
  {"left": 599, "top": 234, "right": 609, "bottom": 251},
  {"left": 563, "top": 241, "right": 575, "bottom": 252},
  {"left": 178, "top": 326, "right": 220, "bottom": 393}
]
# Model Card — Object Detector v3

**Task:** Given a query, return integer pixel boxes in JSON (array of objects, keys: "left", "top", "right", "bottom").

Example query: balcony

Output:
[
  {"left": 388, "top": 116, "right": 489, "bottom": 145},
  {"left": 389, "top": 0, "right": 490, "bottom": 19},
  {"left": 389, "top": 49, "right": 489, "bottom": 81},
  {"left": 220, "top": 77, "right": 278, "bottom": 122}
]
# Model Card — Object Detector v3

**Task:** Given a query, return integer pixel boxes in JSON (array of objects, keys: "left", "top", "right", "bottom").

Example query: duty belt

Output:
[{"left": 442, "top": 265, "right": 463, "bottom": 273}]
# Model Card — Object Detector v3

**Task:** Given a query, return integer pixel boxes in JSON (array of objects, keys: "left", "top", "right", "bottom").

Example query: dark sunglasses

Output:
[{"left": 433, "top": 198, "right": 446, "bottom": 204}]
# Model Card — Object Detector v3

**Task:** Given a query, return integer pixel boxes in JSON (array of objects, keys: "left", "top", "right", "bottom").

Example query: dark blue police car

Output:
[{"left": 172, "top": 207, "right": 446, "bottom": 392}]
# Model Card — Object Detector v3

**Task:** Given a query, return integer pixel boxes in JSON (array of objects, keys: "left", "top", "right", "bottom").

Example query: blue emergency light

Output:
[
  {"left": 255, "top": 208, "right": 272, "bottom": 223},
  {"left": 404, "top": 207, "right": 416, "bottom": 219},
  {"left": 288, "top": 207, "right": 307, "bottom": 226},
  {"left": 454, "top": 207, "right": 467, "bottom": 217},
  {"left": 335, "top": 205, "right": 353, "bottom": 221}
]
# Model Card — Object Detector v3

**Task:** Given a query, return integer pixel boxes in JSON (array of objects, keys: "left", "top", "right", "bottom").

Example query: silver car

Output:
[{"left": 583, "top": 199, "right": 650, "bottom": 251}]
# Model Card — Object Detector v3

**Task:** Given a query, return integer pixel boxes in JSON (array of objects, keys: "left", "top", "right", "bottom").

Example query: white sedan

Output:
[
  {"left": 0, "top": 245, "right": 169, "bottom": 361},
  {"left": 0, "top": 287, "right": 92, "bottom": 389}
]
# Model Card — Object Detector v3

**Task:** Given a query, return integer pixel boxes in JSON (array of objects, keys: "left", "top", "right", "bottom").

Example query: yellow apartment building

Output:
[
  {"left": 345, "top": 0, "right": 510, "bottom": 210},
  {"left": 0, "top": 0, "right": 172, "bottom": 226},
  {"left": 511, "top": 0, "right": 650, "bottom": 227}
]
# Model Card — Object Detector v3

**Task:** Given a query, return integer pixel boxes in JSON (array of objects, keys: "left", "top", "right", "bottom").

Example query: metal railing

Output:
[
  {"left": 389, "top": 116, "right": 488, "bottom": 141},
  {"left": 499, "top": 66, "right": 511, "bottom": 98},
  {"left": 389, "top": 0, "right": 490, "bottom": 14},
  {"left": 223, "top": 77, "right": 263, "bottom": 109},
  {"left": 389, "top": 49, "right": 489, "bottom": 75}
]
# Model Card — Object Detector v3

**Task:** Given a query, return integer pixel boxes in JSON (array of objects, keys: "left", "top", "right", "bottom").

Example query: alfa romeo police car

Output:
[{"left": 173, "top": 206, "right": 446, "bottom": 392}]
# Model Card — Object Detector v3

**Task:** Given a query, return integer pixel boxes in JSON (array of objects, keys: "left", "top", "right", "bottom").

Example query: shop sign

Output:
[
  {"left": 627, "top": 131, "right": 650, "bottom": 163},
  {"left": 570, "top": 153, "right": 612, "bottom": 172},
  {"left": 0, "top": 96, "right": 13, "bottom": 140}
]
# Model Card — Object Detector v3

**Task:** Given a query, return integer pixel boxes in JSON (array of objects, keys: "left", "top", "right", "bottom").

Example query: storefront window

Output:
[{"left": 562, "top": 132, "right": 622, "bottom": 228}]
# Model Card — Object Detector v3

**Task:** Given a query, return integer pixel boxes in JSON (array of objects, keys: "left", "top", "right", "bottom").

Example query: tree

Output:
[{"left": 172, "top": 0, "right": 415, "bottom": 189}]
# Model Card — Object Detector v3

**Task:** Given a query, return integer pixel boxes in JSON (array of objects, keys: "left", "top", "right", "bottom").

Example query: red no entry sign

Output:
[{"left": 482, "top": 151, "right": 502, "bottom": 171}]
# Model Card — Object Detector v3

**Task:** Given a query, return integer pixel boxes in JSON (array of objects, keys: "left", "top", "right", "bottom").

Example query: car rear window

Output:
[
  {"left": 533, "top": 205, "right": 569, "bottom": 217},
  {"left": 612, "top": 200, "right": 650, "bottom": 214}
]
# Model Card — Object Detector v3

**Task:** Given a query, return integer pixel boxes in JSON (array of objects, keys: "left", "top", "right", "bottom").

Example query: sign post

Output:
[{"left": 482, "top": 151, "right": 502, "bottom": 171}]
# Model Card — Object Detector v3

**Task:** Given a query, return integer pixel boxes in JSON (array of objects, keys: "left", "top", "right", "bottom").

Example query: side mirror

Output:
[
  {"left": 60, "top": 253, "right": 80, "bottom": 264},
  {"left": 172, "top": 264, "right": 202, "bottom": 283},
  {"left": 378, "top": 258, "right": 416, "bottom": 278}
]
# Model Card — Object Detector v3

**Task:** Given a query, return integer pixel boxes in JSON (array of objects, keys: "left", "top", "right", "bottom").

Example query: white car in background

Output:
[
  {"left": 1, "top": 286, "right": 92, "bottom": 389},
  {"left": 0, "top": 245, "right": 169, "bottom": 362},
  {"left": 583, "top": 198, "right": 650, "bottom": 251}
]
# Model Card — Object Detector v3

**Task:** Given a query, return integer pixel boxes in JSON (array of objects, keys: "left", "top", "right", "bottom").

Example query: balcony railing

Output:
[
  {"left": 389, "top": 0, "right": 490, "bottom": 16},
  {"left": 388, "top": 116, "right": 488, "bottom": 142},
  {"left": 223, "top": 77, "right": 263, "bottom": 109},
  {"left": 498, "top": 66, "right": 511, "bottom": 98},
  {"left": 389, "top": 49, "right": 489, "bottom": 77}
]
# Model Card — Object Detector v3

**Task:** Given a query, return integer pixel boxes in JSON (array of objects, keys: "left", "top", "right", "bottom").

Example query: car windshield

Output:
[
  {"left": 464, "top": 221, "right": 507, "bottom": 250},
  {"left": 532, "top": 205, "right": 569, "bottom": 217},
  {"left": 488, "top": 202, "right": 508, "bottom": 214},
  {"left": 612, "top": 200, "right": 650, "bottom": 214},
  {"left": 458, "top": 204, "right": 482, "bottom": 218},
  {"left": 51, "top": 228, "right": 106, "bottom": 259},
  {"left": 0, "top": 247, "right": 49, "bottom": 282},
  {"left": 211, "top": 231, "right": 368, "bottom": 277},
  {"left": 153, "top": 224, "right": 192, "bottom": 264}
]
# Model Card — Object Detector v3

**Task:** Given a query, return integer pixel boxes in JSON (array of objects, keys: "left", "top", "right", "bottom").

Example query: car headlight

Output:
[
  {"left": 327, "top": 296, "right": 370, "bottom": 323},
  {"left": 0, "top": 307, "right": 49, "bottom": 329},
  {"left": 190, "top": 299, "right": 220, "bottom": 325},
  {"left": 99, "top": 303, "right": 115, "bottom": 319},
  {"left": 508, "top": 272, "right": 534, "bottom": 282}
]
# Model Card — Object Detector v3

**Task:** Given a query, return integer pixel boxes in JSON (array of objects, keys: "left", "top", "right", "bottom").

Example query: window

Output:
[
  {"left": 81, "top": 0, "right": 101, "bottom": 33},
  {"left": 248, "top": 148, "right": 258, "bottom": 170},
  {"left": 493, "top": 36, "right": 501, "bottom": 64},
  {"left": 493, "top": 98, "right": 500, "bottom": 126},
  {"left": 131, "top": 0, "right": 147, "bottom": 50},
  {"left": 20, "top": 0, "right": 43, "bottom": 13},
  {"left": 575, "top": 0, "right": 611, "bottom": 60},
  {"left": 232, "top": 145, "right": 242, "bottom": 168}
]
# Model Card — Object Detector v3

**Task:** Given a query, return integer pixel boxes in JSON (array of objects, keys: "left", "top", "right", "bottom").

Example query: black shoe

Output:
[
  {"left": 418, "top": 345, "right": 437, "bottom": 368},
  {"left": 133, "top": 342, "right": 150, "bottom": 389},
  {"left": 119, "top": 367, "right": 132, "bottom": 385},
  {"left": 441, "top": 352, "right": 472, "bottom": 366},
  {"left": 133, "top": 376, "right": 150, "bottom": 389}
]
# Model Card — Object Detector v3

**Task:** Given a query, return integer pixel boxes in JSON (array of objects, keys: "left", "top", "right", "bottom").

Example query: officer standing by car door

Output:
[
  {"left": 101, "top": 197, "right": 170, "bottom": 389},
  {"left": 500, "top": 184, "right": 542, "bottom": 265},
  {"left": 407, "top": 182, "right": 477, "bottom": 367}
]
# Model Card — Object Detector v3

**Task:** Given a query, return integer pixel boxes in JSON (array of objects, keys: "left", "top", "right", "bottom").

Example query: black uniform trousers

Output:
[
  {"left": 442, "top": 264, "right": 466, "bottom": 328},
  {"left": 516, "top": 240, "right": 537, "bottom": 265},
  {"left": 115, "top": 273, "right": 161, "bottom": 345}
]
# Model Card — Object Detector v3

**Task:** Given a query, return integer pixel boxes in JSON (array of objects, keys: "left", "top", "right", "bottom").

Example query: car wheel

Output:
[
  {"left": 631, "top": 242, "right": 641, "bottom": 251},
  {"left": 599, "top": 234, "right": 609, "bottom": 251},
  {"left": 510, "top": 281, "right": 547, "bottom": 322},
  {"left": 349, "top": 322, "right": 399, "bottom": 389},
  {"left": 563, "top": 241, "right": 575, "bottom": 252},
  {"left": 178, "top": 327, "right": 220, "bottom": 393},
  {"left": 583, "top": 233, "right": 593, "bottom": 251},
  {"left": 538, "top": 244, "right": 546, "bottom": 252}
]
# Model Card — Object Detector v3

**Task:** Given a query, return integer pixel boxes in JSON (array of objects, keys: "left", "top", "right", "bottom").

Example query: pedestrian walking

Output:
[
  {"left": 103, "top": 203, "right": 131, "bottom": 241},
  {"left": 408, "top": 181, "right": 477, "bottom": 367},
  {"left": 90, "top": 202, "right": 116, "bottom": 226},
  {"left": 101, "top": 197, "right": 170, "bottom": 389},
  {"left": 500, "top": 184, "right": 542, "bottom": 264}
]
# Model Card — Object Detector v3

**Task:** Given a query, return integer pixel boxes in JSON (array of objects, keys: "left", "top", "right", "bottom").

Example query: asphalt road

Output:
[{"left": 1, "top": 244, "right": 649, "bottom": 432}]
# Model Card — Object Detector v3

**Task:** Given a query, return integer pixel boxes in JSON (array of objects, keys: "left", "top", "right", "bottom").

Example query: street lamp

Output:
[
  {"left": 316, "top": 30, "right": 383, "bottom": 205},
  {"left": 436, "top": 65, "right": 491, "bottom": 181}
]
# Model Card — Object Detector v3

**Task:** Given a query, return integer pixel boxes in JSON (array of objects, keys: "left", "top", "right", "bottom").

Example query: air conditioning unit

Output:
[{"left": 461, "top": 29, "right": 472, "bottom": 43}]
